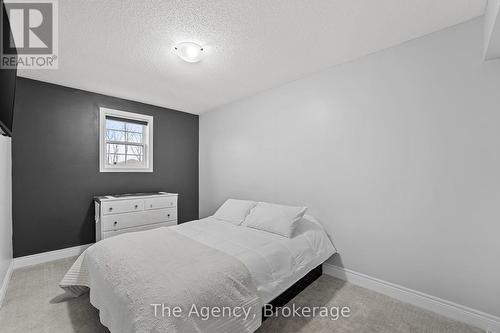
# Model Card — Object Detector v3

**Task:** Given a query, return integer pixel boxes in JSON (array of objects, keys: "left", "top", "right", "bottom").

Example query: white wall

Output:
[
  {"left": 0, "top": 136, "right": 13, "bottom": 304},
  {"left": 200, "top": 18, "right": 500, "bottom": 318},
  {"left": 484, "top": 0, "right": 500, "bottom": 59}
]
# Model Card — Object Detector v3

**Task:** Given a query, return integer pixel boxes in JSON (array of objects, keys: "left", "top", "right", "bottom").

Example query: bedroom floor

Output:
[{"left": 0, "top": 258, "right": 483, "bottom": 333}]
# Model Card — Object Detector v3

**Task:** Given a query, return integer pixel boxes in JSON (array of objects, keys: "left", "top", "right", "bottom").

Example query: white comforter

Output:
[
  {"left": 173, "top": 215, "right": 336, "bottom": 303},
  {"left": 61, "top": 215, "right": 336, "bottom": 333},
  {"left": 61, "top": 228, "right": 262, "bottom": 333}
]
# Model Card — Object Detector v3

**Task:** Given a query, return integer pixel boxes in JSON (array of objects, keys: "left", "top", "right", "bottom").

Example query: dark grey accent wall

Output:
[{"left": 12, "top": 78, "right": 199, "bottom": 257}]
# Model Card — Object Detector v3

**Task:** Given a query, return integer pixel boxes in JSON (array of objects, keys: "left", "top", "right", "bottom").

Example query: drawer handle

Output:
[
  {"left": 109, "top": 207, "right": 113, "bottom": 211},
  {"left": 134, "top": 205, "right": 138, "bottom": 209},
  {"left": 167, "top": 214, "right": 171, "bottom": 218},
  {"left": 150, "top": 204, "right": 153, "bottom": 208},
  {"left": 113, "top": 221, "right": 118, "bottom": 226}
]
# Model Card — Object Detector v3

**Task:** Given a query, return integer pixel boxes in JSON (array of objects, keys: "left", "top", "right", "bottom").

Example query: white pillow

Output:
[
  {"left": 243, "top": 202, "right": 307, "bottom": 238},
  {"left": 213, "top": 199, "right": 257, "bottom": 225}
]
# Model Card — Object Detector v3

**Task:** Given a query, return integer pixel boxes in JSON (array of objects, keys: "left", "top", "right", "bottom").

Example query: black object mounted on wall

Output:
[{"left": 0, "top": 0, "right": 18, "bottom": 137}]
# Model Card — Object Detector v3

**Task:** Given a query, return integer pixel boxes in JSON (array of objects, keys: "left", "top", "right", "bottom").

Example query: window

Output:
[{"left": 99, "top": 107, "right": 153, "bottom": 172}]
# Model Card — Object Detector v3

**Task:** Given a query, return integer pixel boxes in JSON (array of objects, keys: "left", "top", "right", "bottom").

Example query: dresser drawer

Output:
[
  {"left": 102, "top": 211, "right": 150, "bottom": 231},
  {"left": 144, "top": 196, "right": 177, "bottom": 210},
  {"left": 102, "top": 221, "right": 177, "bottom": 239},
  {"left": 147, "top": 207, "right": 177, "bottom": 223},
  {"left": 101, "top": 199, "right": 144, "bottom": 215}
]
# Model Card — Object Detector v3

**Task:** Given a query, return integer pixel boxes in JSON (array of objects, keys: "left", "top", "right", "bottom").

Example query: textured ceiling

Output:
[{"left": 18, "top": 0, "right": 487, "bottom": 114}]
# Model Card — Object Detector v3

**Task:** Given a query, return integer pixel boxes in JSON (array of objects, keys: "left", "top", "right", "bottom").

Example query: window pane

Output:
[
  {"left": 125, "top": 156, "right": 144, "bottom": 166},
  {"left": 126, "top": 145, "right": 143, "bottom": 155},
  {"left": 106, "top": 129, "right": 126, "bottom": 142},
  {"left": 106, "top": 143, "right": 126, "bottom": 154},
  {"left": 106, "top": 153, "right": 126, "bottom": 165},
  {"left": 106, "top": 144, "right": 145, "bottom": 167},
  {"left": 126, "top": 131, "right": 143, "bottom": 143},
  {"left": 106, "top": 153, "right": 145, "bottom": 167},
  {"left": 106, "top": 119, "right": 125, "bottom": 131},
  {"left": 126, "top": 123, "right": 144, "bottom": 133},
  {"left": 106, "top": 120, "right": 144, "bottom": 144}
]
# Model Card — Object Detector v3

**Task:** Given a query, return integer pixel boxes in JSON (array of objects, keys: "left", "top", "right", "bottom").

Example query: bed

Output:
[{"left": 61, "top": 211, "right": 336, "bottom": 333}]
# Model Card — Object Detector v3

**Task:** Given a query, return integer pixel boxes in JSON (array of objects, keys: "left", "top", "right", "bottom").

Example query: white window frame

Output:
[{"left": 99, "top": 107, "right": 154, "bottom": 173}]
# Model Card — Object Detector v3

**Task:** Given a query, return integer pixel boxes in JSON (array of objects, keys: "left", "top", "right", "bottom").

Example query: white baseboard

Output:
[
  {"left": 13, "top": 244, "right": 91, "bottom": 269},
  {"left": 0, "top": 260, "right": 14, "bottom": 308},
  {"left": 323, "top": 263, "right": 500, "bottom": 333}
]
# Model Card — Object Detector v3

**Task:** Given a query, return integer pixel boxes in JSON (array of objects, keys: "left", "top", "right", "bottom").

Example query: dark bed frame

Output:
[{"left": 262, "top": 264, "right": 323, "bottom": 321}]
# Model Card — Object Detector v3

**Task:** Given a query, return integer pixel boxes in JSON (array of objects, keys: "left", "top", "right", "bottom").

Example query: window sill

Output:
[{"left": 99, "top": 167, "right": 153, "bottom": 173}]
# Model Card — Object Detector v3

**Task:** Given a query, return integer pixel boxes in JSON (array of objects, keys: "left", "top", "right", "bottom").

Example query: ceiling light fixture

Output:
[{"left": 174, "top": 42, "right": 204, "bottom": 63}]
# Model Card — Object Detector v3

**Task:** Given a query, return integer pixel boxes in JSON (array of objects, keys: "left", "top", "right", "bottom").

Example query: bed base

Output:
[{"left": 262, "top": 264, "right": 323, "bottom": 321}]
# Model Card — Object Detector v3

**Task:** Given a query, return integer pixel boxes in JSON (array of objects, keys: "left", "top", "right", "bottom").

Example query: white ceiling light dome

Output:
[{"left": 174, "top": 42, "right": 204, "bottom": 63}]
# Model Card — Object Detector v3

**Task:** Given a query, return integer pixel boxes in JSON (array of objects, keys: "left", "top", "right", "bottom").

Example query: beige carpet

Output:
[{"left": 0, "top": 258, "right": 483, "bottom": 333}]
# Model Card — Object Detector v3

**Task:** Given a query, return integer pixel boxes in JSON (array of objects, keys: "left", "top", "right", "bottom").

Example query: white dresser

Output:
[{"left": 94, "top": 192, "right": 178, "bottom": 241}]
